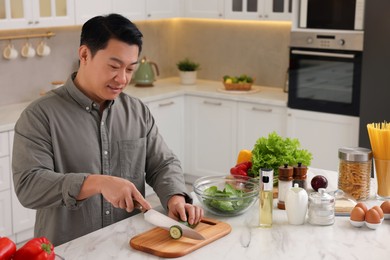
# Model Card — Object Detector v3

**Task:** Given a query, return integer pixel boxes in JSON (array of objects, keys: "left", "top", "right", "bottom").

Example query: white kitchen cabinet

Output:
[
  {"left": 188, "top": 96, "right": 237, "bottom": 177},
  {"left": 146, "top": 0, "right": 181, "bottom": 20},
  {"left": 0, "top": 0, "right": 74, "bottom": 29},
  {"left": 8, "top": 130, "right": 36, "bottom": 243},
  {"left": 75, "top": 0, "right": 146, "bottom": 24},
  {"left": 75, "top": 0, "right": 179, "bottom": 24},
  {"left": 237, "top": 102, "right": 287, "bottom": 152},
  {"left": 183, "top": 0, "right": 225, "bottom": 19},
  {"left": 147, "top": 96, "right": 186, "bottom": 171},
  {"left": 225, "top": 0, "right": 292, "bottom": 21},
  {"left": 287, "top": 109, "right": 359, "bottom": 172},
  {"left": 0, "top": 131, "right": 12, "bottom": 237},
  {"left": 0, "top": 190, "right": 12, "bottom": 236}
]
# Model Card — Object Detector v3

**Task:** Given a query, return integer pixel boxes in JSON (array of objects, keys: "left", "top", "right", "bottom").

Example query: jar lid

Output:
[
  {"left": 338, "top": 147, "right": 373, "bottom": 161},
  {"left": 309, "top": 188, "right": 335, "bottom": 204}
]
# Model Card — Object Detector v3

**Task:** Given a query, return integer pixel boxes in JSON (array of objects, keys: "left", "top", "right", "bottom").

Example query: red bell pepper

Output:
[
  {"left": 13, "top": 237, "right": 55, "bottom": 260},
  {"left": 0, "top": 237, "right": 16, "bottom": 260},
  {"left": 230, "top": 161, "right": 252, "bottom": 176}
]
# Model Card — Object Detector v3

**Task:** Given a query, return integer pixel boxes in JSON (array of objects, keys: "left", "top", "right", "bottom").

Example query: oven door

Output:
[{"left": 288, "top": 48, "right": 362, "bottom": 116}]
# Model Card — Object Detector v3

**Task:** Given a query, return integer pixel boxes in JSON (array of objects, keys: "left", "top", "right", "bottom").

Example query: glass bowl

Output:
[{"left": 193, "top": 175, "right": 260, "bottom": 216}]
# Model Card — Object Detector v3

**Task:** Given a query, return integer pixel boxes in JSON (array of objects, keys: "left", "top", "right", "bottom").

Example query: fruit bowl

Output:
[
  {"left": 223, "top": 82, "right": 253, "bottom": 91},
  {"left": 193, "top": 175, "right": 260, "bottom": 216}
]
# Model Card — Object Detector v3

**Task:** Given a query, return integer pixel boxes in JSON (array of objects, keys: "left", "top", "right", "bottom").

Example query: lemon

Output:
[{"left": 225, "top": 78, "right": 233, "bottom": 84}]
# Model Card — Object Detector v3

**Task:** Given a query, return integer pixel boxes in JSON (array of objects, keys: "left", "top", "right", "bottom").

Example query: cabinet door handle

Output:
[
  {"left": 158, "top": 101, "right": 175, "bottom": 107},
  {"left": 252, "top": 107, "right": 272, "bottom": 113},
  {"left": 203, "top": 100, "right": 222, "bottom": 106}
]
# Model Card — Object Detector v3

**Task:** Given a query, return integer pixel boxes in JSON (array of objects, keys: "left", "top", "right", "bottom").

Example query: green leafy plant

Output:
[
  {"left": 176, "top": 58, "right": 200, "bottom": 71},
  {"left": 249, "top": 132, "right": 312, "bottom": 185},
  {"left": 202, "top": 183, "right": 253, "bottom": 214}
]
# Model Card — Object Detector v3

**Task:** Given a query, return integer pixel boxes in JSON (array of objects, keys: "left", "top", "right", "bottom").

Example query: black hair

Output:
[{"left": 80, "top": 13, "right": 143, "bottom": 57}]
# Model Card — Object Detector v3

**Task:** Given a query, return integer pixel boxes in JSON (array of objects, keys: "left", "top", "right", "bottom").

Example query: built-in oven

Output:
[{"left": 288, "top": 31, "right": 364, "bottom": 116}]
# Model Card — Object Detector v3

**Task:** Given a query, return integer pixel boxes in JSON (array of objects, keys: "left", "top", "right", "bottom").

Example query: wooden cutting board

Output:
[{"left": 130, "top": 217, "right": 231, "bottom": 258}]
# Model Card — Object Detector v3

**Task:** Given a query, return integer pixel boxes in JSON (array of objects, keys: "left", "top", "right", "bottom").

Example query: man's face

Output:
[{"left": 80, "top": 38, "right": 139, "bottom": 104}]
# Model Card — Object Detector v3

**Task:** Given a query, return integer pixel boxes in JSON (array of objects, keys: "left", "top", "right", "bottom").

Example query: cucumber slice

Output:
[{"left": 169, "top": 225, "right": 183, "bottom": 240}]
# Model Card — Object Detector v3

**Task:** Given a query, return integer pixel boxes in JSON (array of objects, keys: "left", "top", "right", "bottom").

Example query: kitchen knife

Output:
[{"left": 135, "top": 202, "right": 206, "bottom": 240}]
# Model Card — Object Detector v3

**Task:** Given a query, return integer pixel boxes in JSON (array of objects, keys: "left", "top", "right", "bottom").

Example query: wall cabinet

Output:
[
  {"left": 75, "top": 0, "right": 146, "bottom": 24},
  {"left": 75, "top": 0, "right": 180, "bottom": 25},
  {"left": 287, "top": 109, "right": 359, "bottom": 172},
  {"left": 0, "top": 0, "right": 74, "bottom": 29},
  {"left": 237, "top": 102, "right": 287, "bottom": 151},
  {"left": 188, "top": 96, "right": 238, "bottom": 177},
  {"left": 224, "top": 0, "right": 292, "bottom": 21},
  {"left": 183, "top": 0, "right": 225, "bottom": 19}
]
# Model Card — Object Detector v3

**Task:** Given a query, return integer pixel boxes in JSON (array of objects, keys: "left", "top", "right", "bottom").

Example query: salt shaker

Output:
[
  {"left": 285, "top": 183, "right": 308, "bottom": 225},
  {"left": 277, "top": 164, "right": 293, "bottom": 210},
  {"left": 308, "top": 188, "right": 335, "bottom": 226}
]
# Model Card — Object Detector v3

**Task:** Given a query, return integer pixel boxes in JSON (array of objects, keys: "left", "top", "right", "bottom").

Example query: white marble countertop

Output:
[
  {"left": 55, "top": 169, "right": 390, "bottom": 260},
  {"left": 0, "top": 77, "right": 287, "bottom": 132}
]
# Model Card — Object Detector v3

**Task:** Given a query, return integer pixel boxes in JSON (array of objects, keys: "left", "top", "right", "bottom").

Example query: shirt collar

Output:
[{"left": 65, "top": 72, "right": 114, "bottom": 112}]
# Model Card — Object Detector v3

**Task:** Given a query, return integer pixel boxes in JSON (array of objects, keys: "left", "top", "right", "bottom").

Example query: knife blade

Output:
[{"left": 135, "top": 202, "right": 205, "bottom": 240}]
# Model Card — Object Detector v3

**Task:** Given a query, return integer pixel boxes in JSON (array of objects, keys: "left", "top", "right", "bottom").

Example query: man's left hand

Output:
[{"left": 167, "top": 195, "right": 203, "bottom": 225}]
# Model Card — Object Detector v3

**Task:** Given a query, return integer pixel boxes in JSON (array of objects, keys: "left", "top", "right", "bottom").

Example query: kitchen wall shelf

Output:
[{"left": 0, "top": 32, "right": 55, "bottom": 41}]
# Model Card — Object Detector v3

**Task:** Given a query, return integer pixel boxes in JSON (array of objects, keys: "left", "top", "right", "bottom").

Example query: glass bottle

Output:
[{"left": 259, "top": 168, "right": 273, "bottom": 228}]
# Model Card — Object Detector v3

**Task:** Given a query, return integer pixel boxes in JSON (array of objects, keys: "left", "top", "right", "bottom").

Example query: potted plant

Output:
[{"left": 176, "top": 58, "right": 200, "bottom": 85}]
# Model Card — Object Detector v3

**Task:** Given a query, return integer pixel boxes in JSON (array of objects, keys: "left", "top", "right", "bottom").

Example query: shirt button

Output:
[
  {"left": 105, "top": 210, "right": 110, "bottom": 215},
  {"left": 93, "top": 103, "right": 97, "bottom": 107},
  {"left": 101, "top": 121, "right": 105, "bottom": 126},
  {"left": 86, "top": 106, "right": 90, "bottom": 111},
  {"left": 104, "top": 151, "right": 108, "bottom": 155}
]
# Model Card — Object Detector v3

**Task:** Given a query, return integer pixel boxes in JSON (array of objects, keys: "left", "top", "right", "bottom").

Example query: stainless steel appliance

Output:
[
  {"left": 288, "top": 31, "right": 363, "bottom": 116},
  {"left": 298, "top": 0, "right": 365, "bottom": 31}
]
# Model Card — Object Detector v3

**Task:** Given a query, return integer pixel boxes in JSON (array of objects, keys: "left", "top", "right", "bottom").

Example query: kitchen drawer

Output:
[
  {"left": 0, "top": 156, "right": 10, "bottom": 191},
  {"left": 0, "top": 132, "right": 9, "bottom": 157}
]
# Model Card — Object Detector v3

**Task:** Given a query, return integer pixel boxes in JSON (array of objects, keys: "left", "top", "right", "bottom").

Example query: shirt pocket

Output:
[{"left": 118, "top": 138, "right": 146, "bottom": 185}]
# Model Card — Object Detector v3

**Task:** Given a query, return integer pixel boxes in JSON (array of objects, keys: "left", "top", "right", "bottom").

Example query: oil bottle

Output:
[{"left": 259, "top": 168, "right": 273, "bottom": 228}]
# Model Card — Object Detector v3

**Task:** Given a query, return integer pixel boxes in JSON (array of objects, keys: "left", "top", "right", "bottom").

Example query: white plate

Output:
[
  {"left": 384, "top": 213, "right": 390, "bottom": 220},
  {"left": 217, "top": 86, "right": 261, "bottom": 94}
]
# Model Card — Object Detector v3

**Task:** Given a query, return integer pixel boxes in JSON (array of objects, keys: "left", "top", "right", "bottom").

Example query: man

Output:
[{"left": 12, "top": 13, "right": 203, "bottom": 246}]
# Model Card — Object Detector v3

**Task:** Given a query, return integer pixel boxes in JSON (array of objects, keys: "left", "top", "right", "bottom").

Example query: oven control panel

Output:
[{"left": 290, "top": 31, "right": 364, "bottom": 51}]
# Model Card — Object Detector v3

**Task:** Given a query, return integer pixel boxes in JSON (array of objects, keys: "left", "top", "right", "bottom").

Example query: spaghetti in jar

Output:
[{"left": 338, "top": 147, "right": 372, "bottom": 200}]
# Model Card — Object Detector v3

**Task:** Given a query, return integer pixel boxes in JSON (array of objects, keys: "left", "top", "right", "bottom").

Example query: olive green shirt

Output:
[{"left": 12, "top": 74, "right": 191, "bottom": 246}]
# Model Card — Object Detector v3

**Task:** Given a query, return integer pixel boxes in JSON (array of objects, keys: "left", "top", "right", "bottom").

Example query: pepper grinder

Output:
[
  {"left": 293, "top": 162, "right": 307, "bottom": 190},
  {"left": 277, "top": 164, "right": 293, "bottom": 210},
  {"left": 285, "top": 183, "right": 308, "bottom": 225}
]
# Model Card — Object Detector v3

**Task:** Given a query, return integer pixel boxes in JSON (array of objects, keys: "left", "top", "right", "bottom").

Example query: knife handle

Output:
[{"left": 134, "top": 201, "right": 147, "bottom": 212}]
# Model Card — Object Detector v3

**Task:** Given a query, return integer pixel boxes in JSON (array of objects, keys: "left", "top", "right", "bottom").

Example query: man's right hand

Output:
[{"left": 77, "top": 175, "right": 152, "bottom": 213}]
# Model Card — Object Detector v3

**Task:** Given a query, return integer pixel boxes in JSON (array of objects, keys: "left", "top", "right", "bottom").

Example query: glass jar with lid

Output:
[
  {"left": 308, "top": 188, "right": 335, "bottom": 226},
  {"left": 338, "top": 147, "right": 372, "bottom": 200}
]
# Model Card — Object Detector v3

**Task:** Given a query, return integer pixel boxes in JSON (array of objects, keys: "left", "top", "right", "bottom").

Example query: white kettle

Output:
[{"left": 285, "top": 183, "right": 308, "bottom": 225}]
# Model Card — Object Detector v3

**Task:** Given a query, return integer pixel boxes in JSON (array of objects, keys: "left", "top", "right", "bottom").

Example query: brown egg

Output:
[
  {"left": 365, "top": 208, "right": 381, "bottom": 224},
  {"left": 372, "top": 205, "right": 384, "bottom": 219},
  {"left": 350, "top": 206, "right": 366, "bottom": 221},
  {"left": 355, "top": 202, "right": 368, "bottom": 213},
  {"left": 380, "top": 200, "right": 390, "bottom": 214}
]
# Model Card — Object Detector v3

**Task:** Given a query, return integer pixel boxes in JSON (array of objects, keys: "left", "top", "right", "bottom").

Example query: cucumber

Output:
[{"left": 169, "top": 225, "right": 183, "bottom": 240}]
